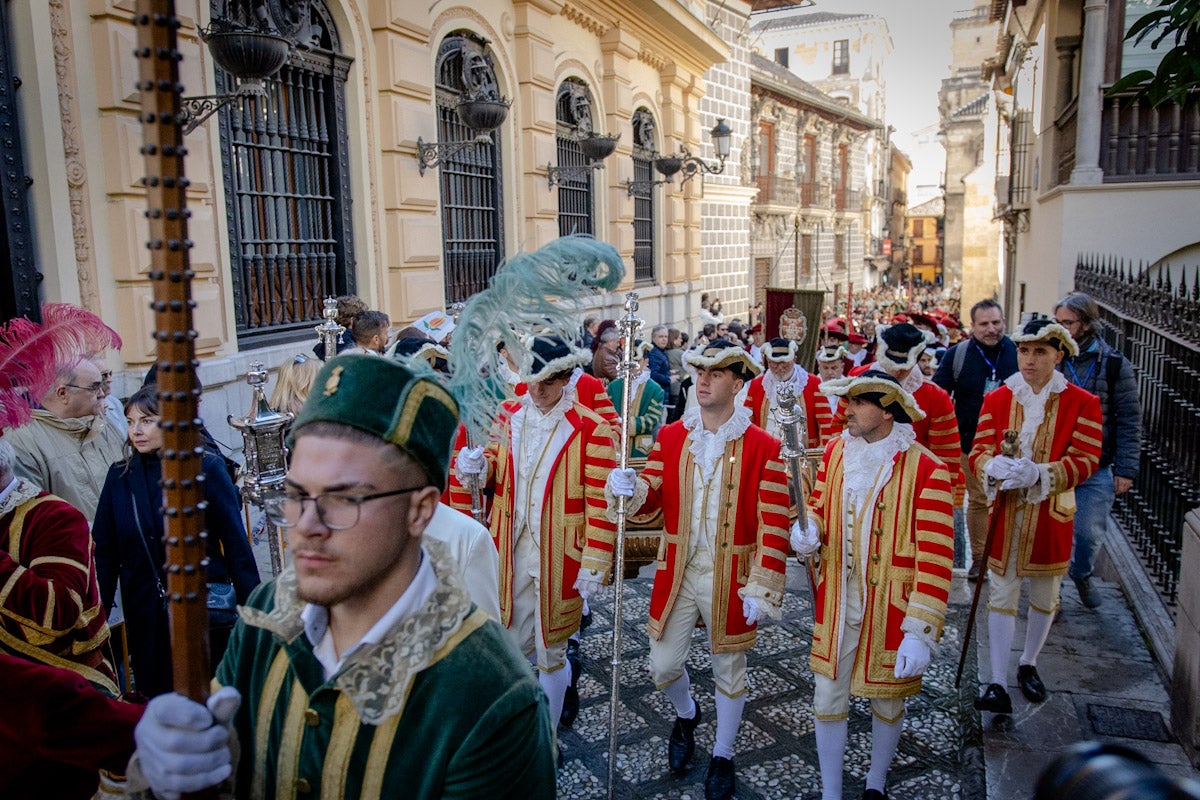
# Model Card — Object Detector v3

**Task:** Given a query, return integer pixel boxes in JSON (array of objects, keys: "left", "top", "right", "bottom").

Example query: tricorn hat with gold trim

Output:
[
  {"left": 290, "top": 354, "right": 459, "bottom": 490},
  {"left": 683, "top": 339, "right": 763, "bottom": 378},
  {"left": 1012, "top": 318, "right": 1078, "bottom": 356},
  {"left": 821, "top": 369, "right": 925, "bottom": 424},
  {"left": 764, "top": 337, "right": 799, "bottom": 363}
]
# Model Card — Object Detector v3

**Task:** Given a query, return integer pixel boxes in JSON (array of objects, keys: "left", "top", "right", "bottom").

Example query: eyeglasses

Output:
[
  {"left": 265, "top": 486, "right": 425, "bottom": 530},
  {"left": 1054, "top": 317, "right": 1081, "bottom": 327},
  {"left": 64, "top": 382, "right": 105, "bottom": 395}
]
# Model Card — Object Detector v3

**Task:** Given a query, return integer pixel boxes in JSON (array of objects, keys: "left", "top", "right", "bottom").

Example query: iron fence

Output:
[{"left": 1076, "top": 254, "right": 1200, "bottom": 604}]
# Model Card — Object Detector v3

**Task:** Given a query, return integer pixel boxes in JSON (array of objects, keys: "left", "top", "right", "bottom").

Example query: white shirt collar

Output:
[{"left": 301, "top": 548, "right": 437, "bottom": 680}]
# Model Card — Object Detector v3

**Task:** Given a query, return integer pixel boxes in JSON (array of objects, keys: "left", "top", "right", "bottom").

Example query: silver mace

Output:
[{"left": 607, "top": 291, "right": 643, "bottom": 799}]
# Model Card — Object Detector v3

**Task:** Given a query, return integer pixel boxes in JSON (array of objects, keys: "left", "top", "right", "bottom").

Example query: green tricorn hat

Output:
[{"left": 290, "top": 354, "right": 459, "bottom": 490}]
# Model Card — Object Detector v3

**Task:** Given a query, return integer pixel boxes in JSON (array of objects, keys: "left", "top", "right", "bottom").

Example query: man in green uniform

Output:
[{"left": 127, "top": 355, "right": 556, "bottom": 800}]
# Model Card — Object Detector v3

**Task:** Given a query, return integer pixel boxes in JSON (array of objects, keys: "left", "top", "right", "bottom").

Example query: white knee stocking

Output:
[
  {"left": 988, "top": 611, "right": 1016, "bottom": 686},
  {"left": 713, "top": 692, "right": 745, "bottom": 760},
  {"left": 865, "top": 712, "right": 904, "bottom": 792},
  {"left": 1020, "top": 608, "right": 1055, "bottom": 667},
  {"left": 661, "top": 671, "right": 697, "bottom": 719},
  {"left": 815, "top": 718, "right": 848, "bottom": 800},
  {"left": 539, "top": 661, "right": 572, "bottom": 729}
]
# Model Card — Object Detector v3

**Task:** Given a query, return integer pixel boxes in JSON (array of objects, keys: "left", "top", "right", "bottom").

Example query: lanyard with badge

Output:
[
  {"left": 975, "top": 341, "right": 1000, "bottom": 393},
  {"left": 1064, "top": 341, "right": 1098, "bottom": 390}
]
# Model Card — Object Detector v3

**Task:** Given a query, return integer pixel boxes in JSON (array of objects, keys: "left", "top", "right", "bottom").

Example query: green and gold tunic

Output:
[{"left": 214, "top": 541, "right": 556, "bottom": 800}]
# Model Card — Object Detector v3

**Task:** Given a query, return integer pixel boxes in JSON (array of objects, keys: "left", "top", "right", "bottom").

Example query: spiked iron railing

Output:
[{"left": 1076, "top": 253, "right": 1200, "bottom": 604}]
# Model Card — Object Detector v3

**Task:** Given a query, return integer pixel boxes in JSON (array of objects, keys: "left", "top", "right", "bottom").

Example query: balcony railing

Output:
[
  {"left": 754, "top": 175, "right": 797, "bottom": 206},
  {"left": 798, "top": 181, "right": 827, "bottom": 208},
  {"left": 833, "top": 188, "right": 861, "bottom": 211},
  {"left": 1101, "top": 87, "right": 1200, "bottom": 182}
]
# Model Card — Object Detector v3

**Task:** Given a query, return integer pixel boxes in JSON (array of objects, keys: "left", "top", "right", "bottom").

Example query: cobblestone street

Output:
[{"left": 556, "top": 562, "right": 985, "bottom": 800}]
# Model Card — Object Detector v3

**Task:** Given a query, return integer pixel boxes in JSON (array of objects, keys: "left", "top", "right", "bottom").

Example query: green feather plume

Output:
[{"left": 447, "top": 234, "right": 625, "bottom": 444}]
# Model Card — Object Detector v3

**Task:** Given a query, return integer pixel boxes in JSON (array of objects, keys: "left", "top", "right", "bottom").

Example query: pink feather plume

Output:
[{"left": 0, "top": 303, "right": 122, "bottom": 431}]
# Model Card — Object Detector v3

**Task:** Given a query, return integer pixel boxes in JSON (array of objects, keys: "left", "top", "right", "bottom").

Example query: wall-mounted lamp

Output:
[
  {"left": 178, "top": 16, "right": 292, "bottom": 135},
  {"left": 417, "top": 93, "right": 512, "bottom": 176},
  {"left": 624, "top": 118, "right": 733, "bottom": 194},
  {"left": 546, "top": 133, "right": 620, "bottom": 188}
]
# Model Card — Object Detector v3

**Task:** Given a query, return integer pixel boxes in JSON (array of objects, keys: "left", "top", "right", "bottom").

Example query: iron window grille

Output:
[
  {"left": 437, "top": 33, "right": 506, "bottom": 305},
  {"left": 556, "top": 79, "right": 595, "bottom": 237},
  {"left": 216, "top": 0, "right": 355, "bottom": 347},
  {"left": 631, "top": 108, "right": 657, "bottom": 284}
]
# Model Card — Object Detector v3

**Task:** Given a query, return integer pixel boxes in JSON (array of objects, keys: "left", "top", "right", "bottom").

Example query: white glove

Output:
[
  {"left": 893, "top": 633, "right": 932, "bottom": 679},
  {"left": 135, "top": 687, "right": 241, "bottom": 800},
  {"left": 1001, "top": 457, "right": 1040, "bottom": 490},
  {"left": 742, "top": 596, "right": 763, "bottom": 625},
  {"left": 983, "top": 455, "right": 1020, "bottom": 482},
  {"left": 790, "top": 519, "right": 821, "bottom": 557},
  {"left": 607, "top": 467, "right": 637, "bottom": 499},
  {"left": 456, "top": 445, "right": 486, "bottom": 477},
  {"left": 573, "top": 569, "right": 604, "bottom": 602}
]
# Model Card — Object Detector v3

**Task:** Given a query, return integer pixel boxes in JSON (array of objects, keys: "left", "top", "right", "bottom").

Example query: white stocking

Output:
[
  {"left": 1020, "top": 608, "right": 1055, "bottom": 667},
  {"left": 713, "top": 692, "right": 745, "bottom": 760},
  {"left": 988, "top": 611, "right": 1016, "bottom": 686},
  {"left": 815, "top": 718, "right": 848, "bottom": 800},
  {"left": 865, "top": 711, "right": 904, "bottom": 792},
  {"left": 661, "top": 671, "right": 697, "bottom": 719},
  {"left": 539, "top": 661, "right": 572, "bottom": 729}
]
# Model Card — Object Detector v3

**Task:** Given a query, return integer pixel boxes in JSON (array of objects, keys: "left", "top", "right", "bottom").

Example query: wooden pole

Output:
[{"left": 134, "top": 0, "right": 212, "bottom": 715}]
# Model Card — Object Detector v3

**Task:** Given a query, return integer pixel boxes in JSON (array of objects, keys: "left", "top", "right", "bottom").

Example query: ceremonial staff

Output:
[
  {"left": 956, "top": 429, "right": 1020, "bottom": 687},
  {"left": 134, "top": 0, "right": 213, "bottom": 733},
  {"left": 774, "top": 383, "right": 819, "bottom": 600},
  {"left": 607, "top": 291, "right": 642, "bottom": 800}
]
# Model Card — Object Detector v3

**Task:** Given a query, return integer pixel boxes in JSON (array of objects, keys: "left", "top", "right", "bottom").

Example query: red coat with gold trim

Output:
[
  {"left": 807, "top": 437, "right": 955, "bottom": 698},
  {"left": 743, "top": 371, "right": 830, "bottom": 448},
  {"left": 969, "top": 381, "right": 1102, "bottom": 576},
  {"left": 0, "top": 488, "right": 117, "bottom": 695},
  {"left": 480, "top": 402, "right": 618, "bottom": 646},
  {"left": 635, "top": 420, "right": 791, "bottom": 653}
]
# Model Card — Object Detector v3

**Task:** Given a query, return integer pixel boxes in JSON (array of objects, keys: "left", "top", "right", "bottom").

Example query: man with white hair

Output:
[
  {"left": 743, "top": 337, "right": 830, "bottom": 446},
  {"left": 5, "top": 357, "right": 125, "bottom": 519}
]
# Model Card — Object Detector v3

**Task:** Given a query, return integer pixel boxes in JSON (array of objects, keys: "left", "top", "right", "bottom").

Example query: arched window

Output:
[
  {"left": 631, "top": 107, "right": 657, "bottom": 284},
  {"left": 437, "top": 33, "right": 505, "bottom": 304},
  {"left": 215, "top": 0, "right": 355, "bottom": 346},
  {"left": 556, "top": 79, "right": 595, "bottom": 237}
]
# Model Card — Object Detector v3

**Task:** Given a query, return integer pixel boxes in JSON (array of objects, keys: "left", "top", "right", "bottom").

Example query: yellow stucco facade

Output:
[{"left": 18, "top": 0, "right": 729, "bottom": 375}]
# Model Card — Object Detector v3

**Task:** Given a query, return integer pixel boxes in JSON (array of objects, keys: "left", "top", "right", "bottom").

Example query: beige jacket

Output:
[{"left": 6, "top": 409, "right": 125, "bottom": 521}]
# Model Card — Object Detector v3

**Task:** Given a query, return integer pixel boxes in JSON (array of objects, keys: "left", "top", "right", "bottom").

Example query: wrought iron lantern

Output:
[
  {"left": 177, "top": 14, "right": 293, "bottom": 135},
  {"left": 624, "top": 118, "right": 733, "bottom": 194},
  {"left": 546, "top": 132, "right": 621, "bottom": 188},
  {"left": 417, "top": 93, "right": 512, "bottom": 176}
]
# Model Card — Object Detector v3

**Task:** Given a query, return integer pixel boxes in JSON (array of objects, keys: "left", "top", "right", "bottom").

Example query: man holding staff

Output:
[{"left": 607, "top": 339, "right": 792, "bottom": 800}]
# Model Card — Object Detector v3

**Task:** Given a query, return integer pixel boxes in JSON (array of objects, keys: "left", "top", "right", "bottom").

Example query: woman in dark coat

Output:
[{"left": 92, "top": 386, "right": 260, "bottom": 697}]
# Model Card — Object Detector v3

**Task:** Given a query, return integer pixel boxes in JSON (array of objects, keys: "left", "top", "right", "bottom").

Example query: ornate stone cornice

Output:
[
  {"left": 638, "top": 47, "right": 668, "bottom": 72},
  {"left": 561, "top": 2, "right": 608, "bottom": 37},
  {"left": 49, "top": 0, "right": 98, "bottom": 311}
]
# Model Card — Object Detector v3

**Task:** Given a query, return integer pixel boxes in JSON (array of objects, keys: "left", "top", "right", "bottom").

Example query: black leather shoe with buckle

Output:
[
  {"left": 974, "top": 682, "right": 1013, "bottom": 714},
  {"left": 667, "top": 705, "right": 701, "bottom": 773},
  {"left": 862, "top": 789, "right": 889, "bottom": 800},
  {"left": 704, "top": 756, "right": 735, "bottom": 800},
  {"left": 1017, "top": 664, "right": 1047, "bottom": 703},
  {"left": 560, "top": 640, "right": 582, "bottom": 728}
]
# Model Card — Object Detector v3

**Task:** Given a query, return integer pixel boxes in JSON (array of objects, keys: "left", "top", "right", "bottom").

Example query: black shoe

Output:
[
  {"left": 580, "top": 609, "right": 593, "bottom": 630},
  {"left": 862, "top": 790, "right": 889, "bottom": 800},
  {"left": 667, "top": 705, "right": 701, "bottom": 773},
  {"left": 704, "top": 756, "right": 735, "bottom": 800},
  {"left": 1074, "top": 576, "right": 1103, "bottom": 609},
  {"left": 974, "top": 682, "right": 1013, "bottom": 714},
  {"left": 560, "top": 641, "right": 581, "bottom": 728},
  {"left": 967, "top": 562, "right": 982, "bottom": 581},
  {"left": 1017, "top": 664, "right": 1047, "bottom": 703}
]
